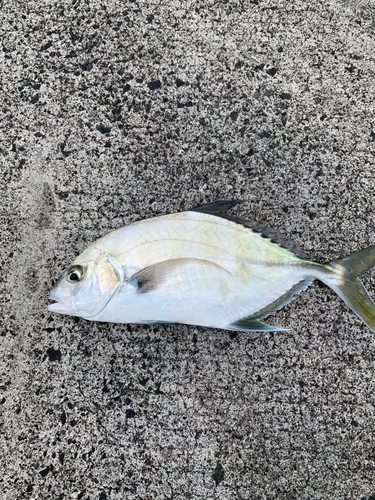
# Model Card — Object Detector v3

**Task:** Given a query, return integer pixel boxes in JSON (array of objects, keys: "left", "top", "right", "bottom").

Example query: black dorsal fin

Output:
[
  {"left": 189, "top": 200, "right": 307, "bottom": 259},
  {"left": 189, "top": 200, "right": 245, "bottom": 215}
]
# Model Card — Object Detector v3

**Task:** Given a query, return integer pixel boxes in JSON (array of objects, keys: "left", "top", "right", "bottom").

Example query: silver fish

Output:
[{"left": 48, "top": 201, "right": 375, "bottom": 332}]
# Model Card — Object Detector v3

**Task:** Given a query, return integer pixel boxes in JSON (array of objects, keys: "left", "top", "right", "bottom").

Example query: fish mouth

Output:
[{"left": 47, "top": 291, "right": 73, "bottom": 314}]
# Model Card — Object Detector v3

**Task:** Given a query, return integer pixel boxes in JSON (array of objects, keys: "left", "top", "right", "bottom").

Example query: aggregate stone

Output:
[{"left": 1, "top": 0, "right": 375, "bottom": 499}]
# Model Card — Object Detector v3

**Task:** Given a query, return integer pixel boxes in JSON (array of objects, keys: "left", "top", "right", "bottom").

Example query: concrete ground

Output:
[{"left": 1, "top": 0, "right": 375, "bottom": 498}]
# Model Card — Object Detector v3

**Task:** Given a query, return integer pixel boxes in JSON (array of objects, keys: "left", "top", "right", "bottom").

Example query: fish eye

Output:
[{"left": 67, "top": 265, "right": 84, "bottom": 283}]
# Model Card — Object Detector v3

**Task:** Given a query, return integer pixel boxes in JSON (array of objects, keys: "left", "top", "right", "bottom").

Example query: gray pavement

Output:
[{"left": 1, "top": 0, "right": 375, "bottom": 498}]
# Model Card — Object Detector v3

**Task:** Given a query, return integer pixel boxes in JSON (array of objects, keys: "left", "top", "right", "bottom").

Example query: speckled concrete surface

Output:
[{"left": 1, "top": 0, "right": 375, "bottom": 499}]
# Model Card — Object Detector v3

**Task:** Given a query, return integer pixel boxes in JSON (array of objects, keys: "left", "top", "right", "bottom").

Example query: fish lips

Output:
[{"left": 47, "top": 290, "right": 74, "bottom": 315}]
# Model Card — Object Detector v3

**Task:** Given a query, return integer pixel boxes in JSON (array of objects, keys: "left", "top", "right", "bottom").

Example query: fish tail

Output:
[{"left": 319, "top": 245, "right": 375, "bottom": 332}]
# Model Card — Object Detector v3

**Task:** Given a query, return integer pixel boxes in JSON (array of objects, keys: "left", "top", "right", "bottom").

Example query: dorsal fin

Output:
[
  {"left": 189, "top": 200, "right": 307, "bottom": 259},
  {"left": 190, "top": 200, "right": 244, "bottom": 215}
]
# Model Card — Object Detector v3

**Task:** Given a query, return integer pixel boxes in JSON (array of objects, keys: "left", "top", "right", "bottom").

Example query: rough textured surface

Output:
[{"left": 1, "top": 0, "right": 375, "bottom": 499}]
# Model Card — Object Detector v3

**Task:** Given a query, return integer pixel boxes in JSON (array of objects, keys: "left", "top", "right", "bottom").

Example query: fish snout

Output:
[{"left": 47, "top": 289, "right": 74, "bottom": 314}]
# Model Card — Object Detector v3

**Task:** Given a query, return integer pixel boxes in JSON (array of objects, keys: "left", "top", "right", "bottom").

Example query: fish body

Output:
[{"left": 48, "top": 201, "right": 375, "bottom": 332}]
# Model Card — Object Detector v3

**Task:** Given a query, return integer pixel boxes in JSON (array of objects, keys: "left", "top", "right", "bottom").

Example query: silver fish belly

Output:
[{"left": 48, "top": 201, "right": 375, "bottom": 332}]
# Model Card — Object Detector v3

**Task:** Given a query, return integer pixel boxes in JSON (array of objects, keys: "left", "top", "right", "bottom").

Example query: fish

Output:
[{"left": 48, "top": 201, "right": 375, "bottom": 332}]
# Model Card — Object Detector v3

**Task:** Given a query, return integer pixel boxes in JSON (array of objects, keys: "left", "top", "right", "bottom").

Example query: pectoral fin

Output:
[{"left": 128, "top": 258, "right": 231, "bottom": 294}]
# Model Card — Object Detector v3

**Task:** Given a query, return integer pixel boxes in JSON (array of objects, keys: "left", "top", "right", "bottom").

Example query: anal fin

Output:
[
  {"left": 250, "top": 279, "right": 313, "bottom": 320},
  {"left": 140, "top": 320, "right": 174, "bottom": 325},
  {"left": 228, "top": 278, "right": 313, "bottom": 332},
  {"left": 227, "top": 318, "right": 287, "bottom": 332}
]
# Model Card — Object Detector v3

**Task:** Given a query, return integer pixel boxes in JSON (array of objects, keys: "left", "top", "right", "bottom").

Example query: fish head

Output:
[{"left": 48, "top": 246, "right": 122, "bottom": 318}]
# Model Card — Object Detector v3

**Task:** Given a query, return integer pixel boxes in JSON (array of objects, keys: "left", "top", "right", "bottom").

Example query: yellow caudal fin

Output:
[{"left": 323, "top": 246, "right": 375, "bottom": 332}]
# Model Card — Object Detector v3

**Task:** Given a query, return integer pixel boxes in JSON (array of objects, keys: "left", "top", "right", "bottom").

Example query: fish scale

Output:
[{"left": 48, "top": 201, "right": 375, "bottom": 333}]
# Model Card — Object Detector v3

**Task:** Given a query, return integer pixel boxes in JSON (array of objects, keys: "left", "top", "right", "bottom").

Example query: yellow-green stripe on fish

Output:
[{"left": 48, "top": 201, "right": 375, "bottom": 332}]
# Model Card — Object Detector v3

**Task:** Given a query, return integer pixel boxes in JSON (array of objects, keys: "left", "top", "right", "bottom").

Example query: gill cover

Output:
[{"left": 48, "top": 248, "right": 123, "bottom": 318}]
